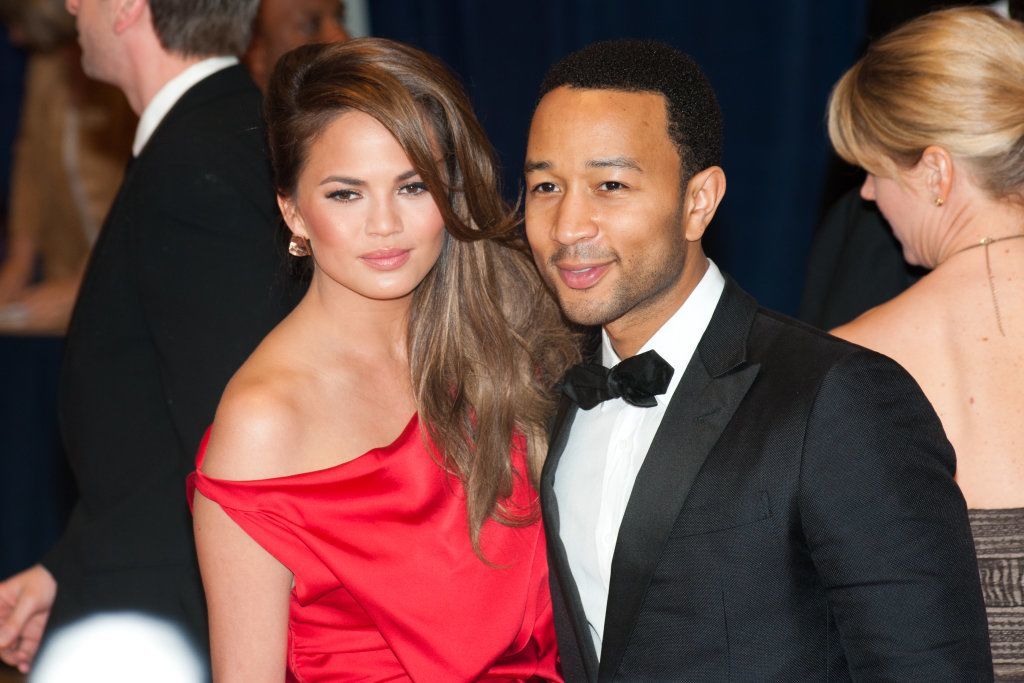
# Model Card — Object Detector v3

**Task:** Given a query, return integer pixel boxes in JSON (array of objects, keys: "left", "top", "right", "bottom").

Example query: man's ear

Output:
[
  {"left": 277, "top": 195, "right": 308, "bottom": 239},
  {"left": 682, "top": 166, "right": 726, "bottom": 242},
  {"left": 918, "top": 145, "right": 954, "bottom": 205},
  {"left": 113, "top": 0, "right": 148, "bottom": 35}
]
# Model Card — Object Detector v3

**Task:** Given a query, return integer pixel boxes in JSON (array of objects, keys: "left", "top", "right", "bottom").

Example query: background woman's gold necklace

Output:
[{"left": 945, "top": 234, "right": 1024, "bottom": 336}]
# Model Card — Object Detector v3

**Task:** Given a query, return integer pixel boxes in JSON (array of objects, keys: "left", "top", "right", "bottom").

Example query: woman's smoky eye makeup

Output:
[
  {"left": 326, "top": 188, "right": 360, "bottom": 202},
  {"left": 398, "top": 182, "right": 429, "bottom": 196}
]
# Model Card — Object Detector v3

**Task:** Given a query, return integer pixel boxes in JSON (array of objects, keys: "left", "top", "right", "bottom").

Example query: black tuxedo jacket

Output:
[
  {"left": 543, "top": 278, "right": 992, "bottom": 681},
  {"left": 41, "top": 65, "right": 296, "bottom": 651}
]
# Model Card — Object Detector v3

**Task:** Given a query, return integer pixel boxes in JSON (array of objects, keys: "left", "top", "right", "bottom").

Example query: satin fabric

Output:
[{"left": 188, "top": 414, "right": 560, "bottom": 682}]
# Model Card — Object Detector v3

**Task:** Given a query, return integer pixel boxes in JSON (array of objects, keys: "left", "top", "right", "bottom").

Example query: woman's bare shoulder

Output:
[{"left": 201, "top": 344, "right": 313, "bottom": 482}]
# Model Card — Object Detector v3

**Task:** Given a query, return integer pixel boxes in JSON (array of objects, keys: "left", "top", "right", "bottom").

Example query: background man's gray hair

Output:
[{"left": 150, "top": 0, "right": 260, "bottom": 57}]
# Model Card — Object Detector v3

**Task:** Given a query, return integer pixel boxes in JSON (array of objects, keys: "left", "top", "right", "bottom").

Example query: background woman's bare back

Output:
[{"left": 834, "top": 241, "right": 1024, "bottom": 509}]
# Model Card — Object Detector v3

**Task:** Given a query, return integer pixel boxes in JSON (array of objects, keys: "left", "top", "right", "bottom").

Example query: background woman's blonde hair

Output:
[{"left": 828, "top": 7, "right": 1024, "bottom": 200}]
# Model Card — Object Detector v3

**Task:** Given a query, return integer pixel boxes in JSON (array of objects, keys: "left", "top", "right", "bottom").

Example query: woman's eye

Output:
[
  {"left": 531, "top": 182, "right": 558, "bottom": 194},
  {"left": 326, "top": 189, "right": 359, "bottom": 202},
  {"left": 399, "top": 182, "right": 429, "bottom": 196}
]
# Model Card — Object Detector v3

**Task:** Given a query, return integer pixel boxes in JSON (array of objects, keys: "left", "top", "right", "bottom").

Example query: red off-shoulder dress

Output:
[{"left": 188, "top": 414, "right": 561, "bottom": 682}]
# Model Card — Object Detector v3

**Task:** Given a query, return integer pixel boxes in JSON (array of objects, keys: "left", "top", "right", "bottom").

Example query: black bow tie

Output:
[{"left": 561, "top": 350, "right": 674, "bottom": 410}]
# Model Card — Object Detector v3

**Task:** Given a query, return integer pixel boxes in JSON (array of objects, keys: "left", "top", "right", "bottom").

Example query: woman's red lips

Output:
[{"left": 360, "top": 248, "right": 411, "bottom": 270}]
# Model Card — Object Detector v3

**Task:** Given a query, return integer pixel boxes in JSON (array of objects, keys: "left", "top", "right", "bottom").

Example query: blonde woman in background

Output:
[
  {"left": 828, "top": 8, "right": 1024, "bottom": 677},
  {"left": 0, "top": 0, "right": 133, "bottom": 333}
]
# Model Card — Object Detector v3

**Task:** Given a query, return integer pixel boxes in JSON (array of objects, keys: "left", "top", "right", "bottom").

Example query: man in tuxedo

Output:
[
  {"left": 524, "top": 39, "right": 993, "bottom": 681},
  {"left": 0, "top": 0, "right": 295, "bottom": 673}
]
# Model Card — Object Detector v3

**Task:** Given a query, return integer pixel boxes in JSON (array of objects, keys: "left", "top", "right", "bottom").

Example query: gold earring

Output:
[
  {"left": 934, "top": 196, "right": 944, "bottom": 207},
  {"left": 288, "top": 236, "right": 311, "bottom": 257}
]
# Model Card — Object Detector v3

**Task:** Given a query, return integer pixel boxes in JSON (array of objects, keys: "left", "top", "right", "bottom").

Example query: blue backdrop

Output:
[{"left": 369, "top": 1, "right": 866, "bottom": 314}]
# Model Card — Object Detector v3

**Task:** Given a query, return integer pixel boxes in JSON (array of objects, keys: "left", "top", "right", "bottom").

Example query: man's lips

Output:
[
  {"left": 555, "top": 262, "right": 612, "bottom": 290},
  {"left": 360, "top": 248, "right": 411, "bottom": 270}
]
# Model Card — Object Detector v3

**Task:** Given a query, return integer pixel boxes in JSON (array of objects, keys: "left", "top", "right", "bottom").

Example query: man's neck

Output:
[
  {"left": 122, "top": 45, "right": 207, "bottom": 115},
  {"left": 605, "top": 250, "right": 709, "bottom": 359}
]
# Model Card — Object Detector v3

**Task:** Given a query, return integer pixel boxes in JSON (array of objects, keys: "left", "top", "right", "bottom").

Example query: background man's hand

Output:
[{"left": 0, "top": 564, "right": 57, "bottom": 673}]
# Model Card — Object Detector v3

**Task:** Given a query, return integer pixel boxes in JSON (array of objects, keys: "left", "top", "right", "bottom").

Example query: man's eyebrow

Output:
[
  {"left": 587, "top": 156, "right": 642, "bottom": 171},
  {"left": 524, "top": 160, "right": 550, "bottom": 173}
]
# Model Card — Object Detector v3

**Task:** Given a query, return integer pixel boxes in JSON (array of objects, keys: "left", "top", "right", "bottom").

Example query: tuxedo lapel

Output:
[
  {"left": 541, "top": 395, "right": 601, "bottom": 680},
  {"left": 599, "top": 279, "right": 761, "bottom": 680}
]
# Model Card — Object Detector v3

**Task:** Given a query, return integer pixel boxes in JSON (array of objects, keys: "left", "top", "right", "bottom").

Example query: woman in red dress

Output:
[{"left": 189, "top": 38, "right": 578, "bottom": 682}]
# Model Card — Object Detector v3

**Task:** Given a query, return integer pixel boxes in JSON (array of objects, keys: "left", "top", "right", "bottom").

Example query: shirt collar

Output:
[
  {"left": 602, "top": 258, "right": 726, "bottom": 406},
  {"left": 132, "top": 56, "right": 238, "bottom": 157}
]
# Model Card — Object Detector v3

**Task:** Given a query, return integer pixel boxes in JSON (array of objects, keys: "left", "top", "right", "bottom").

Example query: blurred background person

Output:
[
  {"left": 0, "top": 0, "right": 133, "bottom": 333},
  {"left": 0, "top": 0, "right": 296, "bottom": 675},
  {"left": 828, "top": 8, "right": 1024, "bottom": 677},
  {"left": 801, "top": 0, "right": 1024, "bottom": 331},
  {"left": 243, "top": 0, "right": 350, "bottom": 92}
]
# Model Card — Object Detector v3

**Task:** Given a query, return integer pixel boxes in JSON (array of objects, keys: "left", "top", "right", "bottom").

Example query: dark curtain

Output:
[{"left": 369, "top": 1, "right": 866, "bottom": 314}]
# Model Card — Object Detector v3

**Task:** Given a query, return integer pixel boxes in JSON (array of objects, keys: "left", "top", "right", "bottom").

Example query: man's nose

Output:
[{"left": 552, "top": 189, "right": 598, "bottom": 245}]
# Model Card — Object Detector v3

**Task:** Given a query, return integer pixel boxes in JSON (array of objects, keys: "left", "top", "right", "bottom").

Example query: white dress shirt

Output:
[
  {"left": 553, "top": 259, "right": 725, "bottom": 655},
  {"left": 132, "top": 56, "right": 238, "bottom": 157}
]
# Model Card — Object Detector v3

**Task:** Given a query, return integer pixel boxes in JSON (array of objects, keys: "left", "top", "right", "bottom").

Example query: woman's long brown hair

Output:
[{"left": 265, "top": 38, "right": 579, "bottom": 554}]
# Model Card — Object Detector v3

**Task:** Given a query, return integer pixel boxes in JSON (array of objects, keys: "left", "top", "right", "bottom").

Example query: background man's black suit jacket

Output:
[
  {"left": 799, "top": 187, "right": 923, "bottom": 330},
  {"left": 544, "top": 278, "right": 992, "bottom": 681},
  {"left": 40, "top": 65, "right": 296, "bottom": 651}
]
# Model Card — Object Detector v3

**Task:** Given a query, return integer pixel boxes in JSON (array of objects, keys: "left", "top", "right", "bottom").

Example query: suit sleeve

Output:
[
  {"left": 132, "top": 145, "right": 292, "bottom": 467},
  {"left": 799, "top": 350, "right": 993, "bottom": 680}
]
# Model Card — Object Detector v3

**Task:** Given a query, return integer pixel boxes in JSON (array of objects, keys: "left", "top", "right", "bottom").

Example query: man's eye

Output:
[
  {"left": 300, "top": 16, "right": 322, "bottom": 37},
  {"left": 531, "top": 182, "right": 558, "bottom": 193},
  {"left": 598, "top": 181, "right": 626, "bottom": 191}
]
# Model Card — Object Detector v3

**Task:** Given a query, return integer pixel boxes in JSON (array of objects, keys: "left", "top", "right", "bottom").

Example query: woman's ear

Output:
[
  {"left": 682, "top": 166, "right": 727, "bottom": 242},
  {"left": 918, "top": 145, "right": 954, "bottom": 205},
  {"left": 277, "top": 195, "right": 308, "bottom": 239}
]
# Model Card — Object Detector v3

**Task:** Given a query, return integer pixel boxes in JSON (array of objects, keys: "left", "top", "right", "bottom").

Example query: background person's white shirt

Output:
[{"left": 553, "top": 259, "right": 725, "bottom": 655}]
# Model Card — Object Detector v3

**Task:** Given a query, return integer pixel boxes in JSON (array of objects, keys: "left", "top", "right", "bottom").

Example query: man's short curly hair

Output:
[{"left": 539, "top": 39, "right": 722, "bottom": 182}]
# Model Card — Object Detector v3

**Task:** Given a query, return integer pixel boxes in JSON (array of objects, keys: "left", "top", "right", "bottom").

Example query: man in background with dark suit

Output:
[
  {"left": 0, "top": 0, "right": 295, "bottom": 673},
  {"left": 525, "top": 39, "right": 992, "bottom": 681}
]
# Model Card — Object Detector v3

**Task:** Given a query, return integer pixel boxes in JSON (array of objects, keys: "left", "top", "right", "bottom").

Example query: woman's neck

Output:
[
  {"left": 297, "top": 274, "right": 411, "bottom": 367},
  {"left": 934, "top": 195, "right": 1024, "bottom": 267}
]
